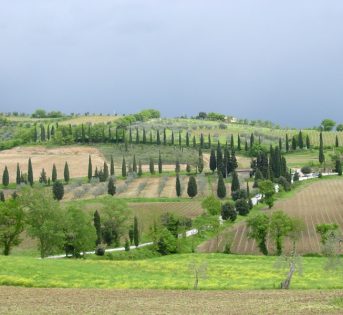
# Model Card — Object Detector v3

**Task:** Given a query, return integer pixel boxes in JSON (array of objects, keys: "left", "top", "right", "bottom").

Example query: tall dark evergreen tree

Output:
[
  {"left": 93, "top": 210, "right": 102, "bottom": 245},
  {"left": 291, "top": 136, "right": 297, "bottom": 150},
  {"left": 64, "top": 162, "right": 70, "bottom": 183},
  {"left": 40, "top": 125, "right": 46, "bottom": 142},
  {"left": 28, "top": 158, "right": 34, "bottom": 186},
  {"left": 231, "top": 171, "right": 240, "bottom": 192},
  {"left": 250, "top": 133, "right": 255, "bottom": 149},
  {"left": 103, "top": 162, "right": 109, "bottom": 181},
  {"left": 16, "top": 163, "right": 21, "bottom": 185},
  {"left": 298, "top": 131, "right": 304, "bottom": 149},
  {"left": 108, "top": 177, "right": 116, "bottom": 195},
  {"left": 2, "top": 166, "right": 9, "bottom": 187},
  {"left": 88, "top": 155, "right": 92, "bottom": 182},
  {"left": 133, "top": 216, "right": 139, "bottom": 247},
  {"left": 187, "top": 175, "right": 197, "bottom": 198},
  {"left": 81, "top": 124, "right": 86, "bottom": 143},
  {"left": 142, "top": 128, "right": 147, "bottom": 144},
  {"left": 158, "top": 151, "right": 162, "bottom": 174},
  {"left": 129, "top": 128, "right": 133, "bottom": 144},
  {"left": 306, "top": 135, "right": 311, "bottom": 149},
  {"left": 149, "top": 130, "right": 153, "bottom": 144},
  {"left": 39, "top": 168, "right": 47, "bottom": 184},
  {"left": 175, "top": 159, "right": 180, "bottom": 173},
  {"left": 171, "top": 131, "right": 174, "bottom": 145},
  {"left": 209, "top": 148, "right": 217, "bottom": 173},
  {"left": 285, "top": 134, "right": 289, "bottom": 152},
  {"left": 245, "top": 140, "right": 248, "bottom": 152},
  {"left": 279, "top": 138, "right": 282, "bottom": 151},
  {"left": 135, "top": 128, "right": 139, "bottom": 144},
  {"left": 163, "top": 128, "right": 167, "bottom": 145},
  {"left": 47, "top": 125, "right": 50, "bottom": 140},
  {"left": 52, "top": 181, "right": 64, "bottom": 201},
  {"left": 230, "top": 134, "right": 234, "bottom": 150},
  {"left": 138, "top": 160, "right": 143, "bottom": 176},
  {"left": 149, "top": 157, "right": 155, "bottom": 174},
  {"left": 319, "top": 132, "right": 325, "bottom": 165},
  {"left": 335, "top": 159, "right": 342, "bottom": 176},
  {"left": 336, "top": 135, "right": 339, "bottom": 148},
  {"left": 178, "top": 131, "right": 182, "bottom": 146},
  {"left": 208, "top": 133, "right": 211, "bottom": 148},
  {"left": 217, "top": 173, "right": 226, "bottom": 199},
  {"left": 197, "top": 148, "right": 204, "bottom": 173},
  {"left": 33, "top": 126, "right": 38, "bottom": 142},
  {"left": 156, "top": 130, "right": 161, "bottom": 145},
  {"left": 192, "top": 135, "right": 196, "bottom": 147},
  {"left": 133, "top": 155, "right": 137, "bottom": 173},
  {"left": 186, "top": 132, "right": 190, "bottom": 147},
  {"left": 237, "top": 134, "right": 241, "bottom": 151},
  {"left": 122, "top": 157, "right": 127, "bottom": 177},
  {"left": 216, "top": 142, "right": 223, "bottom": 175},
  {"left": 110, "top": 156, "right": 115, "bottom": 176},
  {"left": 200, "top": 133, "right": 204, "bottom": 148},
  {"left": 176, "top": 174, "right": 181, "bottom": 197},
  {"left": 0, "top": 191, "right": 5, "bottom": 202},
  {"left": 52, "top": 164, "right": 57, "bottom": 182}
]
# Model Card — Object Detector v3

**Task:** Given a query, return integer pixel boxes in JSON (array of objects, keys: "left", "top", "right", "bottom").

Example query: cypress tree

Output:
[
  {"left": 156, "top": 130, "right": 161, "bottom": 145},
  {"left": 187, "top": 175, "right": 197, "bottom": 198},
  {"left": 247, "top": 182, "right": 253, "bottom": 209},
  {"left": 237, "top": 134, "right": 241, "bottom": 151},
  {"left": 230, "top": 134, "right": 234, "bottom": 150},
  {"left": 93, "top": 210, "right": 102, "bottom": 245},
  {"left": 200, "top": 133, "right": 204, "bottom": 148},
  {"left": 319, "top": 132, "right": 325, "bottom": 165},
  {"left": 208, "top": 133, "right": 211, "bottom": 148},
  {"left": 52, "top": 164, "right": 57, "bottom": 182},
  {"left": 135, "top": 128, "right": 139, "bottom": 144},
  {"left": 222, "top": 147, "right": 229, "bottom": 178},
  {"left": 217, "top": 173, "right": 226, "bottom": 199},
  {"left": 133, "top": 155, "right": 137, "bottom": 173},
  {"left": 33, "top": 126, "right": 38, "bottom": 142},
  {"left": 88, "top": 125, "right": 92, "bottom": 143},
  {"left": 230, "top": 150, "right": 238, "bottom": 170},
  {"left": 158, "top": 151, "right": 162, "bottom": 174},
  {"left": 129, "top": 128, "right": 133, "bottom": 144},
  {"left": 163, "top": 128, "right": 167, "bottom": 145},
  {"left": 2, "top": 166, "right": 9, "bottom": 187},
  {"left": 176, "top": 174, "right": 181, "bottom": 197},
  {"left": 108, "top": 177, "right": 116, "bottom": 195},
  {"left": 250, "top": 133, "right": 255, "bottom": 149},
  {"left": 16, "top": 163, "right": 21, "bottom": 185},
  {"left": 103, "top": 162, "right": 109, "bottom": 181},
  {"left": 39, "top": 168, "right": 47, "bottom": 184},
  {"left": 51, "top": 125, "right": 55, "bottom": 137},
  {"left": 216, "top": 142, "right": 223, "bottom": 175},
  {"left": 306, "top": 135, "right": 311, "bottom": 149},
  {"left": 231, "top": 171, "right": 240, "bottom": 192},
  {"left": 178, "top": 131, "right": 182, "bottom": 146},
  {"left": 279, "top": 138, "right": 282, "bottom": 151},
  {"left": 52, "top": 181, "right": 64, "bottom": 201},
  {"left": 28, "top": 158, "right": 34, "bottom": 186},
  {"left": 81, "top": 124, "right": 85, "bottom": 143},
  {"left": 138, "top": 160, "right": 143, "bottom": 176},
  {"left": 40, "top": 125, "right": 46, "bottom": 142},
  {"left": 148, "top": 130, "right": 152, "bottom": 144},
  {"left": 47, "top": 125, "right": 50, "bottom": 140},
  {"left": 336, "top": 135, "right": 339, "bottom": 148},
  {"left": 192, "top": 135, "right": 196, "bottom": 147},
  {"left": 186, "top": 132, "right": 190, "bottom": 147},
  {"left": 291, "top": 136, "right": 297, "bottom": 150},
  {"left": 88, "top": 155, "right": 92, "bottom": 182},
  {"left": 110, "top": 155, "right": 115, "bottom": 176},
  {"left": 197, "top": 148, "right": 204, "bottom": 173},
  {"left": 175, "top": 159, "right": 180, "bottom": 173},
  {"left": 298, "top": 131, "right": 304, "bottom": 149},
  {"left": 171, "top": 131, "right": 174, "bottom": 145},
  {"left": 253, "top": 169, "right": 263, "bottom": 188},
  {"left": 129, "top": 225, "right": 134, "bottom": 244},
  {"left": 122, "top": 157, "right": 127, "bottom": 177},
  {"left": 108, "top": 126, "right": 112, "bottom": 142},
  {"left": 245, "top": 140, "right": 248, "bottom": 152},
  {"left": 149, "top": 157, "right": 155, "bottom": 174},
  {"left": 286, "top": 134, "right": 289, "bottom": 152},
  {"left": 0, "top": 191, "right": 5, "bottom": 202},
  {"left": 133, "top": 216, "right": 139, "bottom": 247},
  {"left": 142, "top": 128, "right": 147, "bottom": 144},
  {"left": 64, "top": 162, "right": 70, "bottom": 183},
  {"left": 258, "top": 136, "right": 261, "bottom": 145},
  {"left": 209, "top": 148, "right": 217, "bottom": 173}
]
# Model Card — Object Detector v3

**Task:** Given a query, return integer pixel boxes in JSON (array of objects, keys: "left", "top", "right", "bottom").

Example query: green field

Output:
[{"left": 0, "top": 254, "right": 342, "bottom": 290}]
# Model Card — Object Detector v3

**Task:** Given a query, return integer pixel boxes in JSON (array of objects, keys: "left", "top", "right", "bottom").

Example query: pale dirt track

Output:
[{"left": 0, "top": 287, "right": 342, "bottom": 314}]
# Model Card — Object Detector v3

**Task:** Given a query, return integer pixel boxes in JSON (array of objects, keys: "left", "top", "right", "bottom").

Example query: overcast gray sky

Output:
[{"left": 0, "top": 1, "right": 342, "bottom": 127}]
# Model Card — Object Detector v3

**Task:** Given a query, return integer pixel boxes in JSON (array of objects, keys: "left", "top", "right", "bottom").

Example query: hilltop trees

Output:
[{"left": 321, "top": 119, "right": 336, "bottom": 131}]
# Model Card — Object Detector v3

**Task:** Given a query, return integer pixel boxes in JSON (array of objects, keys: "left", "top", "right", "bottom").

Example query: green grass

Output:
[{"left": 0, "top": 254, "right": 342, "bottom": 289}]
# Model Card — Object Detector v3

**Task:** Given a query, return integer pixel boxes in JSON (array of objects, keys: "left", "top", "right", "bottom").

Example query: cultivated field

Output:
[
  {"left": 59, "top": 115, "right": 120, "bottom": 126},
  {"left": 201, "top": 179, "right": 343, "bottom": 255},
  {"left": 1, "top": 287, "right": 342, "bottom": 315}
]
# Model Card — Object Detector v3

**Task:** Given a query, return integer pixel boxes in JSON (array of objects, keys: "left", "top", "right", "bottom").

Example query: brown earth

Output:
[
  {"left": 200, "top": 179, "right": 343, "bottom": 255},
  {"left": 0, "top": 287, "right": 342, "bottom": 315}
]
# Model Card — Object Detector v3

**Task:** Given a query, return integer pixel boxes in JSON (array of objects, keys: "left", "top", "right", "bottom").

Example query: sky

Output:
[{"left": 0, "top": 1, "right": 343, "bottom": 127}]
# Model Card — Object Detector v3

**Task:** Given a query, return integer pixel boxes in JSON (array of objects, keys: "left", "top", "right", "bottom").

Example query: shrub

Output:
[
  {"left": 231, "top": 189, "right": 247, "bottom": 201},
  {"left": 201, "top": 195, "right": 221, "bottom": 215},
  {"left": 276, "top": 176, "right": 291, "bottom": 192},
  {"left": 221, "top": 202, "right": 237, "bottom": 221},
  {"left": 235, "top": 198, "right": 249, "bottom": 216},
  {"left": 95, "top": 245, "right": 105, "bottom": 256},
  {"left": 301, "top": 166, "right": 312, "bottom": 174}
]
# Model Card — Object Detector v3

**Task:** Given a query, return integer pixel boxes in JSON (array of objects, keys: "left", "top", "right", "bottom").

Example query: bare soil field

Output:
[
  {"left": 0, "top": 146, "right": 105, "bottom": 183},
  {"left": 200, "top": 179, "right": 343, "bottom": 255},
  {"left": 0, "top": 287, "right": 342, "bottom": 315}
]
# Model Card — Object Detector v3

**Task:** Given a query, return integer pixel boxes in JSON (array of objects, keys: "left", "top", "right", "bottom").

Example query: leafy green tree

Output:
[
  {"left": 319, "top": 132, "right": 325, "bottom": 165},
  {"left": 93, "top": 210, "right": 102, "bottom": 245},
  {"left": 64, "top": 206, "right": 96, "bottom": 257},
  {"left": 122, "top": 157, "right": 127, "bottom": 177},
  {"left": 270, "top": 211, "right": 293, "bottom": 255},
  {"left": 64, "top": 162, "right": 70, "bottom": 183},
  {"left": 155, "top": 227, "right": 177, "bottom": 255},
  {"left": 16, "top": 163, "right": 21, "bottom": 185},
  {"left": 259, "top": 180, "right": 275, "bottom": 208},
  {"left": 231, "top": 171, "right": 240, "bottom": 192},
  {"left": 321, "top": 119, "right": 336, "bottom": 131},
  {"left": 201, "top": 195, "right": 221, "bottom": 215},
  {"left": 21, "top": 188, "right": 65, "bottom": 258},
  {"left": 235, "top": 198, "right": 249, "bottom": 216},
  {"left": 187, "top": 175, "right": 197, "bottom": 198},
  {"left": 316, "top": 223, "right": 339, "bottom": 249},
  {"left": 0, "top": 199, "right": 25, "bottom": 255},
  {"left": 337, "top": 124, "right": 343, "bottom": 132},
  {"left": 52, "top": 164, "right": 57, "bottom": 182},
  {"left": 221, "top": 202, "right": 237, "bottom": 221},
  {"left": 110, "top": 155, "right": 115, "bottom": 176},
  {"left": 88, "top": 155, "right": 92, "bottom": 182},
  {"left": 247, "top": 213, "right": 269, "bottom": 255},
  {"left": 217, "top": 173, "right": 226, "bottom": 199},
  {"left": 52, "top": 181, "right": 64, "bottom": 201},
  {"left": 2, "top": 166, "right": 9, "bottom": 187},
  {"left": 108, "top": 177, "right": 116, "bottom": 195},
  {"left": 28, "top": 158, "right": 34, "bottom": 186},
  {"left": 133, "top": 216, "right": 139, "bottom": 247},
  {"left": 176, "top": 174, "right": 181, "bottom": 197}
]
